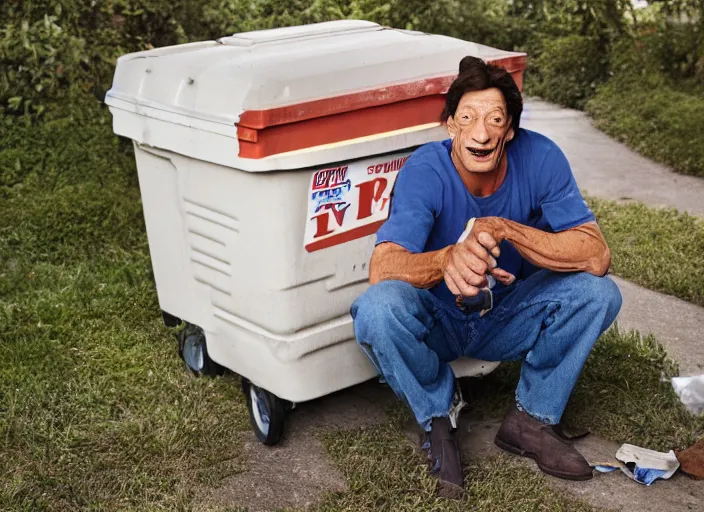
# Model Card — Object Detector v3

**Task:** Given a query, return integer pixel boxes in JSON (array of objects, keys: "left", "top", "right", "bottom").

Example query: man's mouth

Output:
[{"left": 467, "top": 147, "right": 496, "bottom": 158}]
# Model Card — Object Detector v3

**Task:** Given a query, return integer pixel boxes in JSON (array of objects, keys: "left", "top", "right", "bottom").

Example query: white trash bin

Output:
[{"left": 105, "top": 20, "right": 526, "bottom": 444}]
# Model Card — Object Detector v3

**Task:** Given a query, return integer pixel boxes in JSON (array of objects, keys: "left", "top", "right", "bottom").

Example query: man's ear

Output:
[
  {"left": 506, "top": 119, "right": 515, "bottom": 142},
  {"left": 446, "top": 116, "right": 458, "bottom": 139}
]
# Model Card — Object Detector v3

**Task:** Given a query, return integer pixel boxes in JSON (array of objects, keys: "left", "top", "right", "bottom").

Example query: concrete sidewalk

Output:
[
  {"left": 522, "top": 99, "right": 704, "bottom": 216},
  {"left": 612, "top": 276, "right": 704, "bottom": 377}
]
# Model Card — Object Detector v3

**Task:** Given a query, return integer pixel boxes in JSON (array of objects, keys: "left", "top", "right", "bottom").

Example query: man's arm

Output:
[
  {"left": 369, "top": 231, "right": 511, "bottom": 297},
  {"left": 369, "top": 218, "right": 611, "bottom": 296},
  {"left": 469, "top": 217, "right": 611, "bottom": 276},
  {"left": 369, "top": 243, "right": 450, "bottom": 288}
]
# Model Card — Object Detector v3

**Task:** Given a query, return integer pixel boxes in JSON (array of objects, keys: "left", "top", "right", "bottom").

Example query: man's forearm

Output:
[
  {"left": 369, "top": 219, "right": 611, "bottom": 289},
  {"left": 369, "top": 243, "right": 451, "bottom": 287},
  {"left": 488, "top": 218, "right": 611, "bottom": 276}
]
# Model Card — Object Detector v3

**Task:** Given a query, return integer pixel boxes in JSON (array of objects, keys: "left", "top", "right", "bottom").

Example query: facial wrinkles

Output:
[
  {"left": 490, "top": 121, "right": 511, "bottom": 163},
  {"left": 453, "top": 104, "right": 511, "bottom": 170},
  {"left": 456, "top": 104, "right": 507, "bottom": 143},
  {"left": 456, "top": 100, "right": 506, "bottom": 122},
  {"left": 447, "top": 88, "right": 513, "bottom": 182}
]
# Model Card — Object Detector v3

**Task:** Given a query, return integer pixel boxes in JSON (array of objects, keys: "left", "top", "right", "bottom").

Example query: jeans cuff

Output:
[{"left": 515, "top": 394, "right": 558, "bottom": 425}]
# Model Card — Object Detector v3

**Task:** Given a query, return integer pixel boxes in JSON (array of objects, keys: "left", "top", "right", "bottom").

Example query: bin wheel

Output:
[
  {"left": 178, "top": 325, "right": 225, "bottom": 377},
  {"left": 241, "top": 379, "right": 287, "bottom": 446},
  {"left": 162, "top": 310, "right": 182, "bottom": 328}
]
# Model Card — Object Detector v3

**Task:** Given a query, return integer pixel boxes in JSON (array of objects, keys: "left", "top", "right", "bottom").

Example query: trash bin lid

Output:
[{"left": 105, "top": 21, "right": 526, "bottom": 171}]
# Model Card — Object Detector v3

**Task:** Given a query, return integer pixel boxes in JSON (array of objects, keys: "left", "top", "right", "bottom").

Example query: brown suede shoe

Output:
[
  {"left": 494, "top": 406, "right": 593, "bottom": 481},
  {"left": 422, "top": 417, "right": 465, "bottom": 499}
]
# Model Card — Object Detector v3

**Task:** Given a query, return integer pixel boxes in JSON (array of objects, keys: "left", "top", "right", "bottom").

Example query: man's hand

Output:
[{"left": 442, "top": 217, "right": 515, "bottom": 297}]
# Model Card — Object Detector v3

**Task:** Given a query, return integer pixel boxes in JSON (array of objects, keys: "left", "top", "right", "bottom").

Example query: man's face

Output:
[{"left": 446, "top": 87, "right": 514, "bottom": 174}]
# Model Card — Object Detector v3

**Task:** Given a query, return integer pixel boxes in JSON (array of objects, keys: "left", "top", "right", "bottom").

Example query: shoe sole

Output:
[{"left": 494, "top": 436, "right": 593, "bottom": 481}]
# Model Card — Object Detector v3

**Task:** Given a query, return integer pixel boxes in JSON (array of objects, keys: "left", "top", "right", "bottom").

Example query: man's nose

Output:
[{"left": 470, "top": 120, "right": 490, "bottom": 144}]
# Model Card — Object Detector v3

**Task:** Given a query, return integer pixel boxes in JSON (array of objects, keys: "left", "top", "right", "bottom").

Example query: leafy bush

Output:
[
  {"left": 608, "top": 24, "right": 704, "bottom": 89},
  {"left": 0, "top": 92, "right": 136, "bottom": 192},
  {"left": 657, "top": 22, "right": 703, "bottom": 81},
  {"left": 586, "top": 78, "right": 704, "bottom": 177},
  {"left": 649, "top": 0, "right": 704, "bottom": 85},
  {"left": 0, "top": 0, "right": 527, "bottom": 118},
  {"left": 527, "top": 35, "right": 608, "bottom": 109},
  {"left": 508, "top": 0, "right": 630, "bottom": 40},
  {"left": 0, "top": 0, "right": 239, "bottom": 114},
  {"left": 196, "top": 0, "right": 522, "bottom": 50},
  {"left": 0, "top": 16, "right": 87, "bottom": 115},
  {"left": 607, "top": 33, "right": 667, "bottom": 87}
]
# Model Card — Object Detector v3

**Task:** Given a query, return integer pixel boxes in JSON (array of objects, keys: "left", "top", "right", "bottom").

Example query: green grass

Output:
[
  {"left": 0, "top": 102, "right": 251, "bottom": 510},
  {"left": 587, "top": 197, "right": 704, "bottom": 307},
  {"left": 586, "top": 79, "right": 704, "bottom": 178},
  {"left": 0, "top": 254, "right": 251, "bottom": 510}
]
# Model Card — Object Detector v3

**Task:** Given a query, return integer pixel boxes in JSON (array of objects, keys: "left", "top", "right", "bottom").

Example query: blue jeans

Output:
[{"left": 351, "top": 270, "right": 622, "bottom": 431}]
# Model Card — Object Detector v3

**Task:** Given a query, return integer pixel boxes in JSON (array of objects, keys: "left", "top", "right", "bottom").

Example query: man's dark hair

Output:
[{"left": 441, "top": 56, "right": 523, "bottom": 136}]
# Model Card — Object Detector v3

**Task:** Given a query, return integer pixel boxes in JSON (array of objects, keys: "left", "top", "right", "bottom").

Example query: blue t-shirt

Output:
[{"left": 375, "top": 128, "right": 595, "bottom": 308}]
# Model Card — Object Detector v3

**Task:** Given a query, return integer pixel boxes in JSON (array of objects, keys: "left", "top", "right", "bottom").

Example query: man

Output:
[{"left": 350, "top": 56, "right": 622, "bottom": 498}]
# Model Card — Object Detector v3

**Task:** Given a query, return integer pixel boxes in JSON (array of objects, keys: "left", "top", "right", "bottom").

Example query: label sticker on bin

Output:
[{"left": 304, "top": 152, "right": 412, "bottom": 252}]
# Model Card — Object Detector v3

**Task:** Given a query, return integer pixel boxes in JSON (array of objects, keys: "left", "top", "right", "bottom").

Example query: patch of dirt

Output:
[{"left": 194, "top": 381, "right": 395, "bottom": 512}]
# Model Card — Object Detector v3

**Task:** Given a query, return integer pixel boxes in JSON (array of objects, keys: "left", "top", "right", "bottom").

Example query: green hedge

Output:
[
  {"left": 2, "top": 1, "right": 703, "bottom": 180},
  {"left": 526, "top": 35, "right": 607, "bottom": 109},
  {"left": 0, "top": 0, "right": 515, "bottom": 118},
  {"left": 586, "top": 79, "right": 704, "bottom": 177},
  {"left": 0, "top": 16, "right": 87, "bottom": 115}
]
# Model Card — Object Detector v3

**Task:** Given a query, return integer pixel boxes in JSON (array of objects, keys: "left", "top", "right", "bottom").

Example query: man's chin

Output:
[{"left": 461, "top": 159, "right": 499, "bottom": 174}]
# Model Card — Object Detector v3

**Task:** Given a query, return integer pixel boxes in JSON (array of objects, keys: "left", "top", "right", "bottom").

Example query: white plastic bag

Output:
[{"left": 672, "top": 375, "right": 704, "bottom": 414}]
